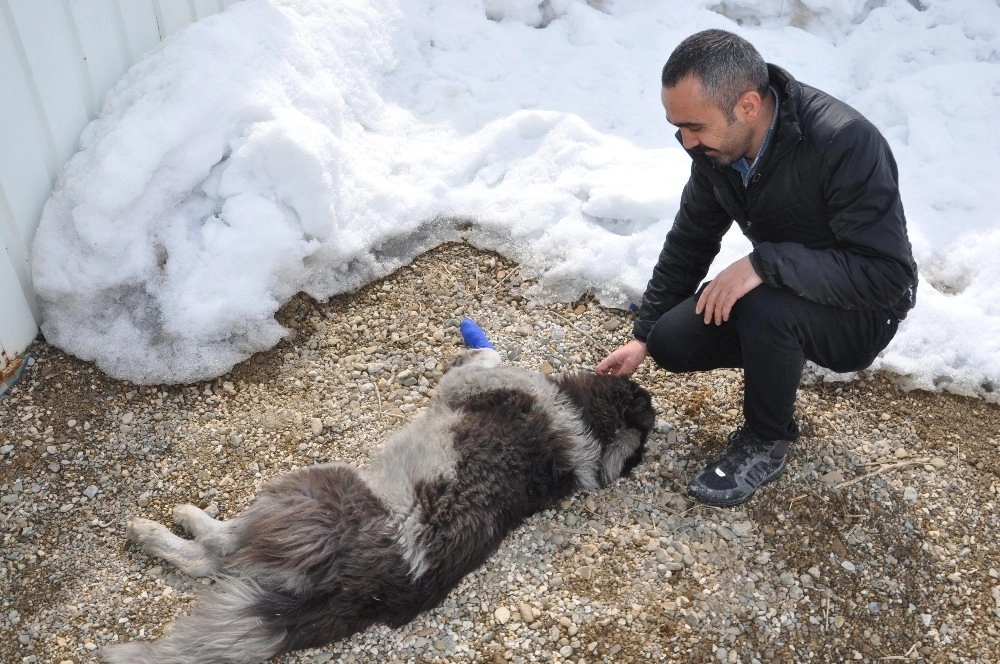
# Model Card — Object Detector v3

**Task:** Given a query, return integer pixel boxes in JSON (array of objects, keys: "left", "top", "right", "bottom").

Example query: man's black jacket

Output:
[{"left": 633, "top": 65, "right": 918, "bottom": 343}]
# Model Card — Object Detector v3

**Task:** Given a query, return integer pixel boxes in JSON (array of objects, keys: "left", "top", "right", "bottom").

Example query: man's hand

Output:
[
  {"left": 696, "top": 255, "right": 763, "bottom": 325},
  {"left": 596, "top": 339, "right": 648, "bottom": 376}
]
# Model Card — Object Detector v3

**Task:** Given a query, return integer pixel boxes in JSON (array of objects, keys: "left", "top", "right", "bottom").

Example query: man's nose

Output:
[{"left": 679, "top": 128, "right": 700, "bottom": 150}]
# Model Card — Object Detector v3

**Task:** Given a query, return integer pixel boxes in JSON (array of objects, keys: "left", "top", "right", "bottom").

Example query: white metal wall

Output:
[{"left": 0, "top": 0, "right": 241, "bottom": 374}]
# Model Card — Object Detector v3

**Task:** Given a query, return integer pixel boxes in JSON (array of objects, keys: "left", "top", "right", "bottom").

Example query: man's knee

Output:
[
  {"left": 733, "top": 287, "right": 801, "bottom": 336},
  {"left": 645, "top": 310, "right": 712, "bottom": 372},
  {"left": 646, "top": 335, "right": 691, "bottom": 372}
]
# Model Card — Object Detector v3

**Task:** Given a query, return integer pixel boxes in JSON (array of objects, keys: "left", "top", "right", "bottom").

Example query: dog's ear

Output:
[
  {"left": 623, "top": 380, "right": 655, "bottom": 433},
  {"left": 605, "top": 376, "right": 654, "bottom": 434}
]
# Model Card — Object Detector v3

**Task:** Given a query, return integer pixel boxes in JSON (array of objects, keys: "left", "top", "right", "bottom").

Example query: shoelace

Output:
[{"left": 718, "top": 428, "right": 773, "bottom": 474}]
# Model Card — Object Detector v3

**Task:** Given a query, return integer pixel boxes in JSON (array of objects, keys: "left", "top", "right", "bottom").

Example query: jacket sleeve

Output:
[
  {"left": 749, "top": 119, "right": 917, "bottom": 314},
  {"left": 633, "top": 163, "right": 732, "bottom": 341}
]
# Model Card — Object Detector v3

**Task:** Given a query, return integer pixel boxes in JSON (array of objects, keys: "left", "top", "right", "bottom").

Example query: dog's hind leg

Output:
[
  {"left": 172, "top": 504, "right": 243, "bottom": 558},
  {"left": 125, "top": 516, "right": 223, "bottom": 578},
  {"left": 171, "top": 503, "right": 223, "bottom": 537}
]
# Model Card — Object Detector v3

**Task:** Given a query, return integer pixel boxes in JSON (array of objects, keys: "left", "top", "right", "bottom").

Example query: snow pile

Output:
[{"left": 30, "top": 0, "right": 1000, "bottom": 400}]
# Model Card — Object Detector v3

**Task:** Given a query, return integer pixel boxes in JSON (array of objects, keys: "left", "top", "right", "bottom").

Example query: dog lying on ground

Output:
[{"left": 103, "top": 348, "right": 655, "bottom": 664}]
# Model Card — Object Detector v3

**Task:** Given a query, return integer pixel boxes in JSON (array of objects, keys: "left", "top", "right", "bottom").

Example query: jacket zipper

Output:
[{"left": 742, "top": 135, "right": 802, "bottom": 229}]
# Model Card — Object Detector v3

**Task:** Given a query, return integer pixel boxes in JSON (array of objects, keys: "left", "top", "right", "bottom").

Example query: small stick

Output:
[
  {"left": 858, "top": 456, "right": 928, "bottom": 468},
  {"left": 547, "top": 309, "right": 612, "bottom": 356},
  {"left": 494, "top": 263, "right": 523, "bottom": 290},
  {"left": 388, "top": 331, "right": 423, "bottom": 344},
  {"left": 372, "top": 381, "right": 385, "bottom": 423},
  {"left": 835, "top": 458, "right": 932, "bottom": 490}
]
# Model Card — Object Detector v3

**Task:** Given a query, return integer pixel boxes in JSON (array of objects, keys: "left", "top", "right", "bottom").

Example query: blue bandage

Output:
[{"left": 460, "top": 317, "right": 494, "bottom": 350}]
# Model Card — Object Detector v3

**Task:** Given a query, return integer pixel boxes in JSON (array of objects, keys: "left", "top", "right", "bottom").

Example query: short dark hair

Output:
[{"left": 661, "top": 29, "right": 769, "bottom": 122}]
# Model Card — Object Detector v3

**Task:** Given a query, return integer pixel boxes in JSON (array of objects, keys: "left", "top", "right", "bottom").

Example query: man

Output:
[{"left": 597, "top": 29, "right": 917, "bottom": 507}]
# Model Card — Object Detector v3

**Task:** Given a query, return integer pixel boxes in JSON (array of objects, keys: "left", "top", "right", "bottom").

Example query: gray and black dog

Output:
[{"left": 104, "top": 348, "right": 655, "bottom": 664}]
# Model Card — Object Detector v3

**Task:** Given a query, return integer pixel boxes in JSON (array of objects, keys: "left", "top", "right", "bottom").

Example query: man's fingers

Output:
[
  {"left": 599, "top": 340, "right": 646, "bottom": 376},
  {"left": 697, "top": 257, "right": 761, "bottom": 326},
  {"left": 720, "top": 292, "right": 737, "bottom": 322},
  {"left": 701, "top": 286, "right": 719, "bottom": 325},
  {"left": 715, "top": 292, "right": 731, "bottom": 324},
  {"left": 597, "top": 352, "right": 623, "bottom": 375},
  {"left": 601, "top": 362, "right": 622, "bottom": 376}
]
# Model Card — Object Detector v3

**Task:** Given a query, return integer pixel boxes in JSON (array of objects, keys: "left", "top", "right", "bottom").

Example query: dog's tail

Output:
[{"left": 101, "top": 577, "right": 286, "bottom": 664}]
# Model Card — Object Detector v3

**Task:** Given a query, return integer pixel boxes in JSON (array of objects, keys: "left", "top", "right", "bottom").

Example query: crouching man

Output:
[{"left": 598, "top": 29, "right": 917, "bottom": 507}]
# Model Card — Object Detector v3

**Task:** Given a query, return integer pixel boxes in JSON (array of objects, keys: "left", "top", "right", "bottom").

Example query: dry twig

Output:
[
  {"left": 372, "top": 381, "right": 385, "bottom": 423},
  {"left": 493, "top": 264, "right": 523, "bottom": 291},
  {"left": 547, "top": 309, "right": 613, "bottom": 357},
  {"left": 835, "top": 458, "right": 932, "bottom": 490}
]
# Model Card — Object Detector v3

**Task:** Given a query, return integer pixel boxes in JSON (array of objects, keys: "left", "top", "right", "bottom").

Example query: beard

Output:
[
  {"left": 696, "top": 122, "right": 755, "bottom": 168},
  {"left": 697, "top": 147, "right": 739, "bottom": 168}
]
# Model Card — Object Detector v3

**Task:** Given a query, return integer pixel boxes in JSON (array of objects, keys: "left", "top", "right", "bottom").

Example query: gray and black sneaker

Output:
[{"left": 687, "top": 427, "right": 790, "bottom": 507}]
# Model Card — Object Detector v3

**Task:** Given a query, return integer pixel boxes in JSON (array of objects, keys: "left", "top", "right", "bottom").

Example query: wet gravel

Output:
[{"left": 2, "top": 242, "right": 999, "bottom": 663}]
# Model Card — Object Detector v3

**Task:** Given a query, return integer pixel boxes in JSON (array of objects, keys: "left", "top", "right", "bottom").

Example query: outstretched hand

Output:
[
  {"left": 696, "top": 255, "right": 763, "bottom": 325},
  {"left": 596, "top": 339, "right": 648, "bottom": 376}
]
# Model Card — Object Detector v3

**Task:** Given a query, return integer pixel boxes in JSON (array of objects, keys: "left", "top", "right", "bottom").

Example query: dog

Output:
[{"left": 103, "top": 348, "right": 655, "bottom": 663}]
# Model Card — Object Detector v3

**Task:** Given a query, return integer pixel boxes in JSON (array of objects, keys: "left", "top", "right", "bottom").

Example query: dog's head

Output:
[{"left": 553, "top": 373, "right": 655, "bottom": 487}]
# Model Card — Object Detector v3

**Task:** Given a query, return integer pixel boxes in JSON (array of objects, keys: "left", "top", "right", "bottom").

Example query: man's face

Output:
[{"left": 662, "top": 75, "right": 754, "bottom": 168}]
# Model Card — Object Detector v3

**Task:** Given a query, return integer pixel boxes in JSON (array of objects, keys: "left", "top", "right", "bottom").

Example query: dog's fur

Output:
[{"left": 103, "top": 349, "right": 654, "bottom": 664}]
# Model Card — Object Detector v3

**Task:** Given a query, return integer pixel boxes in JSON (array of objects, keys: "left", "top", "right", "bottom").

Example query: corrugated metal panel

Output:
[{"left": 0, "top": 0, "right": 238, "bottom": 377}]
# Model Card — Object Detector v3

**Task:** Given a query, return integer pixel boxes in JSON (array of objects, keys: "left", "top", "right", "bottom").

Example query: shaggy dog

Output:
[{"left": 103, "top": 349, "right": 655, "bottom": 664}]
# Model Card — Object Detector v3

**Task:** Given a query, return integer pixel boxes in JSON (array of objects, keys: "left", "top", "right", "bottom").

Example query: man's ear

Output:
[{"left": 736, "top": 90, "right": 763, "bottom": 123}]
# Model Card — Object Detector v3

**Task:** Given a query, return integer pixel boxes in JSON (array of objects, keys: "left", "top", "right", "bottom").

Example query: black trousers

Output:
[{"left": 645, "top": 284, "right": 899, "bottom": 442}]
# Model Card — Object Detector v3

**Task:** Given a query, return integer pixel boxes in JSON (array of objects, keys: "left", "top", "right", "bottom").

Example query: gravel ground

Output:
[{"left": 2, "top": 241, "right": 999, "bottom": 664}]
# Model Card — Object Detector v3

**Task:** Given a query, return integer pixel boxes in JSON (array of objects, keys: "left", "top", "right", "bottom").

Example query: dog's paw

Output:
[
  {"left": 447, "top": 348, "right": 501, "bottom": 370},
  {"left": 171, "top": 503, "right": 203, "bottom": 533},
  {"left": 125, "top": 516, "right": 167, "bottom": 545}
]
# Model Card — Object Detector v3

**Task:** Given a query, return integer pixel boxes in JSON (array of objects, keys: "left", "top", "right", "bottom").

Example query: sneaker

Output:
[{"left": 687, "top": 427, "right": 789, "bottom": 507}]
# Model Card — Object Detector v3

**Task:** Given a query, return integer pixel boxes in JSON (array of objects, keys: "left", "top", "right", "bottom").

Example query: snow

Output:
[{"left": 29, "top": 0, "right": 1000, "bottom": 401}]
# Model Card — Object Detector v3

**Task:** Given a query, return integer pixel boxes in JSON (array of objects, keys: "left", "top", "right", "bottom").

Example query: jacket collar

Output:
[{"left": 767, "top": 64, "right": 803, "bottom": 147}]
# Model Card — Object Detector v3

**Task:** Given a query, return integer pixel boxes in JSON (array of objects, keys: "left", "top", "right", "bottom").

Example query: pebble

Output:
[
  {"left": 518, "top": 603, "right": 534, "bottom": 623},
  {"left": 821, "top": 470, "right": 845, "bottom": 484}
]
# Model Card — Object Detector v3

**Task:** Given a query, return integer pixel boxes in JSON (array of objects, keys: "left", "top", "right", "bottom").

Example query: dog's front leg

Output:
[
  {"left": 447, "top": 348, "right": 501, "bottom": 370},
  {"left": 436, "top": 348, "right": 503, "bottom": 401}
]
